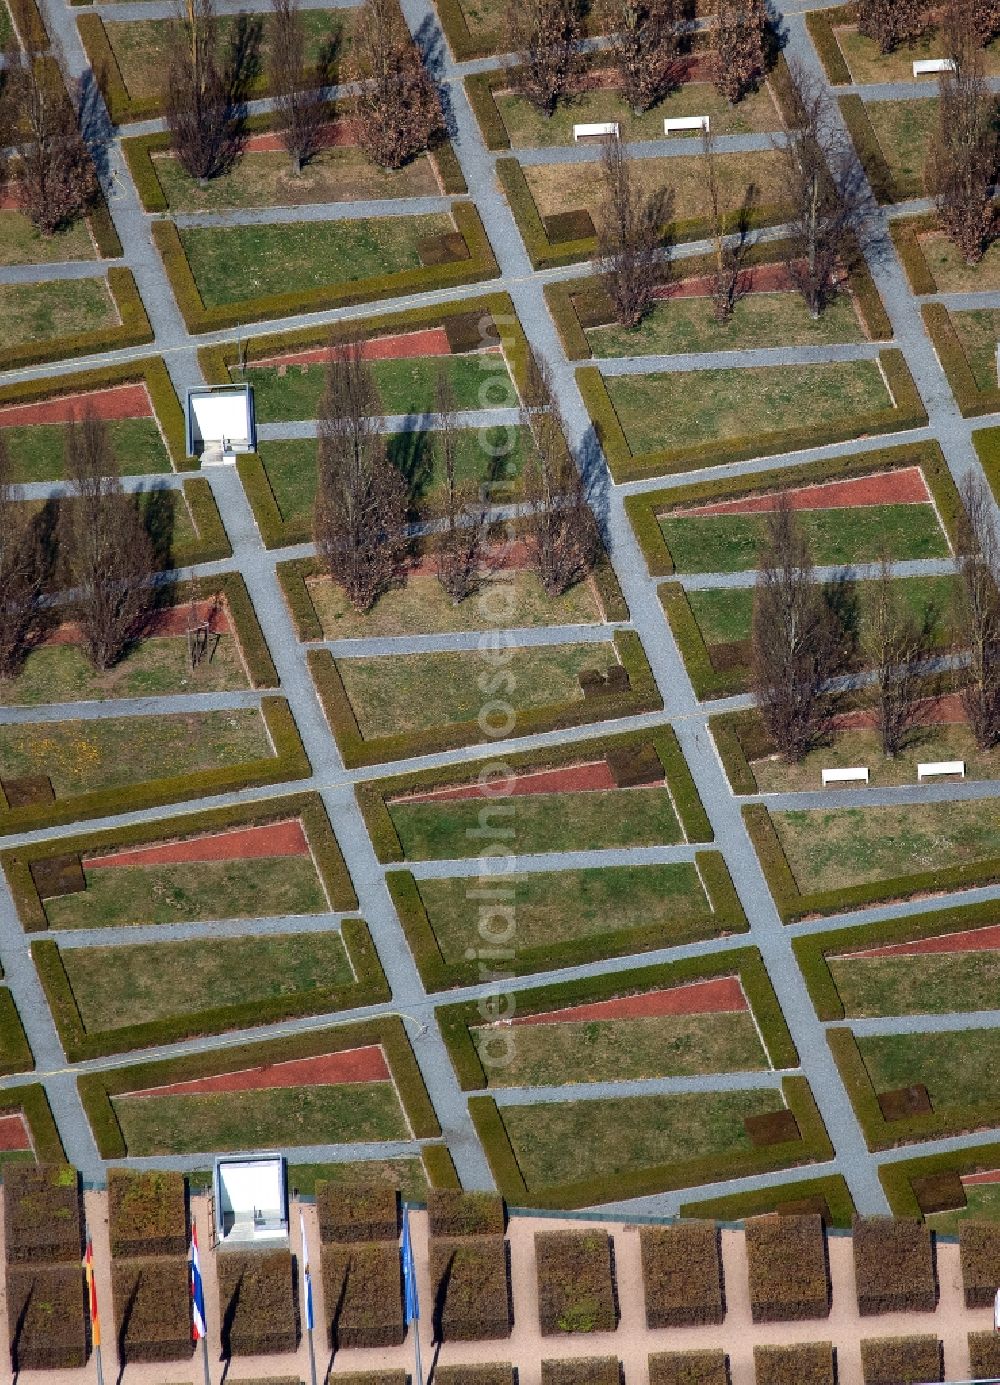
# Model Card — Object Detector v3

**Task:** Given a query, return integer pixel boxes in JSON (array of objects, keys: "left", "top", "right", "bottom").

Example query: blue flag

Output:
[
  {"left": 402, "top": 1203, "right": 419, "bottom": 1324},
  {"left": 300, "top": 1211, "right": 314, "bottom": 1332},
  {"left": 190, "top": 1222, "right": 207, "bottom": 1342}
]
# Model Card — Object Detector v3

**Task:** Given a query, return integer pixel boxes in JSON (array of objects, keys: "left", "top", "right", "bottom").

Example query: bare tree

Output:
[
  {"left": 521, "top": 354, "right": 600, "bottom": 596},
  {"left": 433, "top": 369, "right": 489, "bottom": 604},
  {"left": 701, "top": 126, "right": 755, "bottom": 323},
  {"left": 269, "top": 0, "right": 326, "bottom": 172},
  {"left": 506, "top": 0, "right": 582, "bottom": 116},
  {"left": 163, "top": 0, "right": 242, "bottom": 182},
  {"left": 313, "top": 343, "right": 408, "bottom": 611},
  {"left": 926, "top": 21, "right": 998, "bottom": 264},
  {"left": 952, "top": 471, "right": 1000, "bottom": 748},
  {"left": 592, "top": 138, "right": 669, "bottom": 328},
  {"left": 2, "top": 45, "right": 97, "bottom": 235},
  {"left": 0, "top": 437, "right": 41, "bottom": 681},
  {"left": 962, "top": 0, "right": 1000, "bottom": 45},
  {"left": 710, "top": 0, "right": 768, "bottom": 105},
  {"left": 862, "top": 553, "right": 932, "bottom": 756},
  {"left": 775, "top": 63, "right": 864, "bottom": 319},
  {"left": 603, "top": 0, "right": 682, "bottom": 115},
  {"left": 351, "top": 0, "right": 442, "bottom": 169},
  {"left": 751, "top": 499, "right": 844, "bottom": 760},
  {"left": 856, "top": 0, "right": 927, "bottom": 52},
  {"left": 60, "top": 415, "right": 155, "bottom": 671}
]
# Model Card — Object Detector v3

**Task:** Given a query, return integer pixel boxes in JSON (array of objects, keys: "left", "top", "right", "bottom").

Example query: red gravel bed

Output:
[
  {"left": 251, "top": 328, "right": 457, "bottom": 371},
  {"left": 841, "top": 924, "right": 1000, "bottom": 961},
  {"left": 962, "top": 1170, "right": 1000, "bottom": 1186},
  {"left": 830, "top": 693, "right": 965, "bottom": 731},
  {"left": 670, "top": 467, "right": 931, "bottom": 518},
  {"left": 495, "top": 977, "right": 748, "bottom": 1029},
  {"left": 123, "top": 1045, "right": 390, "bottom": 1099},
  {"left": 46, "top": 599, "right": 232, "bottom": 648},
  {"left": 243, "top": 120, "right": 358, "bottom": 153},
  {"left": 85, "top": 819, "right": 310, "bottom": 870},
  {"left": 0, "top": 1114, "right": 31, "bottom": 1152},
  {"left": 403, "top": 539, "right": 533, "bottom": 579},
  {"left": 0, "top": 383, "right": 154, "bottom": 429},
  {"left": 395, "top": 760, "right": 619, "bottom": 805}
]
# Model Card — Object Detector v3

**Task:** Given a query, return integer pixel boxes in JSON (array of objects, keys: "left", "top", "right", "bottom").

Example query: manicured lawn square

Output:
[
  {"left": 2, "top": 416, "right": 170, "bottom": 482},
  {"left": 0, "top": 209, "right": 95, "bottom": 266},
  {"left": 948, "top": 308, "right": 1000, "bottom": 392},
  {"left": 914, "top": 232, "right": 1000, "bottom": 294},
  {"left": 833, "top": 23, "right": 1000, "bottom": 83},
  {"left": 0, "top": 276, "right": 116, "bottom": 347},
  {"left": 830, "top": 947, "right": 1000, "bottom": 1019},
  {"left": 865, "top": 99, "right": 936, "bottom": 192},
  {"left": 288, "top": 1155, "right": 428, "bottom": 1201},
  {"left": 749, "top": 724, "right": 996, "bottom": 795},
  {"left": 858, "top": 1029, "right": 1000, "bottom": 1114}
]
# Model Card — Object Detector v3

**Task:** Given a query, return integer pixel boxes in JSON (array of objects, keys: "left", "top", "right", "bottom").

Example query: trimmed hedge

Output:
[
  {"left": 428, "top": 1188, "right": 505, "bottom": 1238},
  {"left": 107, "top": 1169, "right": 186, "bottom": 1258},
  {"left": 317, "top": 1182, "right": 399, "bottom": 1243},
  {"left": 78, "top": 1015, "right": 438, "bottom": 1159},
  {"left": 0, "top": 1083, "right": 64, "bottom": 1162},
  {"left": 923, "top": 300, "right": 1000, "bottom": 418},
  {"left": 0, "top": 988, "right": 33, "bottom": 1075},
  {"left": 435, "top": 1368, "right": 514, "bottom": 1385},
  {"left": 155, "top": 202, "right": 498, "bottom": 335},
  {"left": 9, "top": 0, "right": 49, "bottom": 49},
  {"left": 659, "top": 582, "right": 748, "bottom": 700},
  {"left": 753, "top": 1343, "right": 835, "bottom": 1385},
  {"left": 583, "top": 348, "right": 927, "bottom": 484},
  {"left": 470, "top": 1075, "right": 833, "bottom": 1210},
  {"left": 3, "top": 789, "right": 356, "bottom": 933},
  {"left": 541, "top": 1360, "right": 620, "bottom": 1385},
  {"left": 217, "top": 1249, "right": 298, "bottom": 1356},
  {"left": 853, "top": 1217, "right": 937, "bottom": 1315},
  {"left": 179, "top": 476, "right": 232, "bottom": 562},
  {"left": 535, "top": 1231, "right": 618, "bottom": 1335},
  {"left": 423, "top": 1143, "right": 461, "bottom": 1190},
  {"left": 0, "top": 265, "right": 152, "bottom": 371},
  {"left": 436, "top": 946, "right": 797, "bottom": 1093},
  {"left": 679, "top": 1174, "right": 857, "bottom": 1230},
  {"left": 112, "top": 1256, "right": 192, "bottom": 1363},
  {"left": 860, "top": 1335, "right": 942, "bottom": 1385},
  {"left": 648, "top": 1351, "right": 728, "bottom": 1385},
  {"left": 311, "top": 628, "right": 662, "bottom": 768},
  {"left": 3, "top": 1164, "right": 81, "bottom": 1264},
  {"left": 429, "top": 1235, "right": 512, "bottom": 1340},
  {"left": 890, "top": 212, "right": 939, "bottom": 295},
  {"left": 33, "top": 915, "right": 387, "bottom": 1059},
  {"left": 838, "top": 95, "right": 910, "bottom": 206},
  {"left": 639, "top": 1222, "right": 723, "bottom": 1328},
  {"left": 321, "top": 1241, "right": 404, "bottom": 1348},
  {"left": 629, "top": 438, "right": 960, "bottom": 579},
  {"left": 745, "top": 1213, "right": 830, "bottom": 1322},
  {"left": 968, "top": 1331, "right": 1000, "bottom": 1381},
  {"left": 974, "top": 425, "right": 1000, "bottom": 505},
  {"left": 879, "top": 1141, "right": 1000, "bottom": 1218},
  {"left": 7, "top": 1263, "right": 88, "bottom": 1370},
  {"left": 959, "top": 1222, "right": 1000, "bottom": 1308},
  {"left": 805, "top": 4, "right": 854, "bottom": 85}
]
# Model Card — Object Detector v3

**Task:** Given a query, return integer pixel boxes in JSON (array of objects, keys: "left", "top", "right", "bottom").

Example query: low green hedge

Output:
[
  {"left": 433, "top": 0, "right": 495, "bottom": 60},
  {"left": 878, "top": 1139, "right": 1000, "bottom": 1218},
  {"left": 88, "top": 188, "right": 122, "bottom": 259},
  {"left": 0, "top": 695, "right": 308, "bottom": 837},
  {"left": 422, "top": 1143, "right": 461, "bottom": 1189},
  {"left": 660, "top": 582, "right": 748, "bottom": 700},
  {"left": 805, "top": 4, "right": 854, "bottom": 84},
  {"left": 155, "top": 202, "right": 498, "bottom": 335},
  {"left": 470, "top": 1075, "right": 832, "bottom": 1209},
  {"left": 276, "top": 558, "right": 324, "bottom": 641},
  {"left": 746, "top": 800, "right": 1000, "bottom": 922},
  {"left": 0, "top": 265, "right": 151, "bottom": 371},
  {"left": 0, "top": 988, "right": 33, "bottom": 1076},
  {"left": 389, "top": 848, "right": 744, "bottom": 992},
  {"left": 10, "top": 0, "right": 49, "bottom": 49},
  {"left": 238, "top": 451, "right": 301, "bottom": 549},
  {"left": 974, "top": 426, "right": 1000, "bottom": 503},
  {"left": 360, "top": 721, "right": 713, "bottom": 863},
  {"left": 311, "top": 629, "right": 662, "bottom": 768},
  {"left": 583, "top": 348, "right": 927, "bottom": 484},
  {"left": 628, "top": 439, "right": 957, "bottom": 578},
  {"left": 211, "top": 570, "right": 278, "bottom": 686},
  {"left": 437, "top": 946, "right": 797, "bottom": 1091},
  {"left": 924, "top": 301, "right": 1000, "bottom": 417},
  {"left": 79, "top": 1015, "right": 439, "bottom": 1159},
  {"left": 180, "top": 475, "right": 232, "bottom": 562},
  {"left": 679, "top": 1174, "right": 857, "bottom": 1230},
  {"left": 889, "top": 213, "right": 939, "bottom": 295},
  {"left": 0, "top": 1084, "right": 64, "bottom": 1163},
  {"left": 839, "top": 95, "right": 898, "bottom": 206},
  {"left": 3, "top": 788, "right": 357, "bottom": 932}
]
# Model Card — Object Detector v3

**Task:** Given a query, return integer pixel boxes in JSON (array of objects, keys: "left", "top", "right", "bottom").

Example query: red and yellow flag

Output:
[{"left": 84, "top": 1238, "right": 100, "bottom": 1349}]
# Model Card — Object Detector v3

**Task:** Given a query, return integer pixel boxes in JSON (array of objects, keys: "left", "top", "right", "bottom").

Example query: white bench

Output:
[
  {"left": 573, "top": 122, "right": 619, "bottom": 142},
  {"left": 913, "top": 58, "right": 956, "bottom": 76},
  {"left": 664, "top": 115, "right": 710, "bottom": 134},
  {"left": 917, "top": 760, "right": 965, "bottom": 780},
  {"left": 822, "top": 767, "right": 869, "bottom": 787}
]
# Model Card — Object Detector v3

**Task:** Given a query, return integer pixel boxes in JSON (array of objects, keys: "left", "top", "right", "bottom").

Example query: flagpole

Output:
[
  {"left": 84, "top": 1235, "right": 104, "bottom": 1385},
  {"left": 402, "top": 1203, "right": 423, "bottom": 1385},
  {"left": 300, "top": 1210, "right": 318, "bottom": 1385},
  {"left": 201, "top": 1334, "right": 212, "bottom": 1385},
  {"left": 191, "top": 1221, "right": 211, "bottom": 1385}
]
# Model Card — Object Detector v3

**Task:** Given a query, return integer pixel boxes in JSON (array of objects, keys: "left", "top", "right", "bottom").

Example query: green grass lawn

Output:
[
  {"left": 0, "top": 210, "right": 95, "bottom": 266},
  {"left": 859, "top": 1028, "right": 1000, "bottom": 1110},
  {"left": 589, "top": 289, "right": 866, "bottom": 358},
  {"left": 829, "top": 949, "right": 1000, "bottom": 1019},
  {"left": 285, "top": 1156, "right": 429, "bottom": 1200},
  {"left": 152, "top": 144, "right": 437, "bottom": 213},
  {"left": 45, "top": 856, "right": 328, "bottom": 930},
  {"left": 929, "top": 1181, "right": 1000, "bottom": 1235},
  {"left": 388, "top": 784, "right": 683, "bottom": 859},
  {"left": 180, "top": 214, "right": 454, "bottom": 308},
  {"left": 915, "top": 230, "right": 1000, "bottom": 294},
  {"left": 0, "top": 276, "right": 116, "bottom": 347},
  {"left": 259, "top": 425, "right": 528, "bottom": 525},
  {"left": 833, "top": 22, "right": 1000, "bottom": 83},
  {"left": 0, "top": 634, "right": 248, "bottom": 707},
  {"left": 607, "top": 360, "right": 892, "bottom": 456},
  {"left": 660, "top": 503, "right": 948, "bottom": 573},
  {"left": 865, "top": 99, "right": 936, "bottom": 194},
  {"left": 337, "top": 643, "right": 621, "bottom": 738},
  {"left": 418, "top": 861, "right": 719, "bottom": 960},
  {"left": 500, "top": 1088, "right": 781, "bottom": 1190},
  {"left": 948, "top": 308, "right": 1000, "bottom": 393},
  {"left": 475, "top": 1010, "right": 767, "bottom": 1086},
  {"left": 772, "top": 797, "right": 1000, "bottom": 894},
  {"left": 308, "top": 569, "right": 602, "bottom": 639},
  {"left": 2, "top": 417, "right": 170, "bottom": 483},
  {"left": 496, "top": 77, "right": 780, "bottom": 148},
  {"left": 242, "top": 353, "right": 515, "bottom": 421},
  {"left": 61, "top": 931, "right": 352, "bottom": 1031},
  {"left": 111, "top": 1079, "right": 408, "bottom": 1155},
  {"left": 105, "top": 9, "right": 346, "bottom": 99},
  {"left": 752, "top": 724, "right": 1000, "bottom": 794},
  {"left": 0, "top": 708, "right": 269, "bottom": 797}
]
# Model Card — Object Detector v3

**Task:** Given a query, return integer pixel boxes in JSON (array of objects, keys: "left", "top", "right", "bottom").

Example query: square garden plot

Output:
[
  {"left": 112, "top": 1256, "right": 192, "bottom": 1363},
  {"left": 535, "top": 1230, "right": 618, "bottom": 1334},
  {"left": 855, "top": 1029, "right": 1000, "bottom": 1140},
  {"left": 818, "top": 10, "right": 1000, "bottom": 85},
  {"left": 0, "top": 274, "right": 117, "bottom": 351},
  {"left": 846, "top": 97, "right": 937, "bottom": 203},
  {"left": 0, "top": 207, "right": 97, "bottom": 267},
  {"left": 895, "top": 218, "right": 1000, "bottom": 295},
  {"left": 640, "top": 1223, "right": 724, "bottom": 1328}
]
